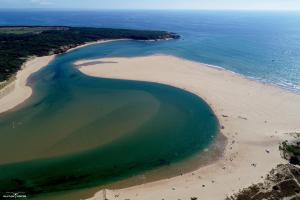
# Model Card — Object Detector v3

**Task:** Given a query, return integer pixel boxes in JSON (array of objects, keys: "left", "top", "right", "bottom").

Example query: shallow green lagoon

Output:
[{"left": 0, "top": 41, "right": 218, "bottom": 198}]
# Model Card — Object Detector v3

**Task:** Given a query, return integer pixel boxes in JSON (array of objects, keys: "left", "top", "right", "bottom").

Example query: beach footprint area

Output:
[{"left": 0, "top": 41, "right": 219, "bottom": 199}]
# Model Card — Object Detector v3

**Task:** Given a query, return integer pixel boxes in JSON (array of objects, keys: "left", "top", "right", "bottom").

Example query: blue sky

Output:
[{"left": 1, "top": 0, "right": 300, "bottom": 10}]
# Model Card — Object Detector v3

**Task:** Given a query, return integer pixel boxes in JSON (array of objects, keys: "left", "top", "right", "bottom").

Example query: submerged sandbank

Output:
[
  {"left": 76, "top": 55, "right": 300, "bottom": 200},
  {"left": 0, "top": 40, "right": 117, "bottom": 115}
]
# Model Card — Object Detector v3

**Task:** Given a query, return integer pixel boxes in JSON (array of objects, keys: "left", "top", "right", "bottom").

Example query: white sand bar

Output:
[{"left": 76, "top": 55, "right": 300, "bottom": 200}]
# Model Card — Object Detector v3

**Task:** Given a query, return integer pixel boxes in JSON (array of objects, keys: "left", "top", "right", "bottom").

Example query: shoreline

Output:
[
  {"left": 37, "top": 132, "right": 226, "bottom": 200},
  {"left": 66, "top": 39, "right": 127, "bottom": 53},
  {"left": 0, "top": 40, "right": 119, "bottom": 115},
  {"left": 0, "top": 55, "right": 55, "bottom": 115},
  {"left": 75, "top": 55, "right": 300, "bottom": 200}
]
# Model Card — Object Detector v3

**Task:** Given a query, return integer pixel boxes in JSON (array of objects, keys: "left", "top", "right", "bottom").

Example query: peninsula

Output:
[{"left": 0, "top": 26, "right": 179, "bottom": 82}]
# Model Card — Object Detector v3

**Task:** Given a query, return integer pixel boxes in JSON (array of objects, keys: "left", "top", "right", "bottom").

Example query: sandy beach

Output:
[
  {"left": 66, "top": 39, "right": 126, "bottom": 53},
  {"left": 0, "top": 56, "right": 55, "bottom": 114},
  {"left": 75, "top": 55, "right": 300, "bottom": 200},
  {"left": 0, "top": 40, "right": 118, "bottom": 115}
]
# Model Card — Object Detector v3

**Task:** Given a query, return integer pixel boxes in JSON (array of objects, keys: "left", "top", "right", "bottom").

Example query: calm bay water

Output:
[
  {"left": 0, "top": 40, "right": 218, "bottom": 198},
  {"left": 0, "top": 10, "right": 300, "bottom": 199}
]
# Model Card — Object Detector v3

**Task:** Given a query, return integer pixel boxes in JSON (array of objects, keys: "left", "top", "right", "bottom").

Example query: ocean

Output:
[
  {"left": 1, "top": 10, "right": 300, "bottom": 92},
  {"left": 0, "top": 10, "right": 299, "bottom": 199}
]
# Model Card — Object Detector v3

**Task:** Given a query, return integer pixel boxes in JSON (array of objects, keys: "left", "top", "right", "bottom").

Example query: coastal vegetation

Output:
[
  {"left": 280, "top": 133, "right": 300, "bottom": 165},
  {"left": 226, "top": 164, "right": 300, "bottom": 200},
  {"left": 227, "top": 133, "right": 300, "bottom": 200},
  {"left": 0, "top": 26, "right": 179, "bottom": 82}
]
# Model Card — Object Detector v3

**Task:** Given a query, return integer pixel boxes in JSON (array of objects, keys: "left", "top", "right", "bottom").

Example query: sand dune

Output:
[{"left": 76, "top": 55, "right": 300, "bottom": 200}]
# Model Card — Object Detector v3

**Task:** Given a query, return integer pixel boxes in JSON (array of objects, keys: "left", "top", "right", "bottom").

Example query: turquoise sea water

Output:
[{"left": 0, "top": 10, "right": 300, "bottom": 199}]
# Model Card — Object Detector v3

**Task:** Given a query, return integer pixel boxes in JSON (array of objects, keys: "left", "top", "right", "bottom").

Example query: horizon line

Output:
[{"left": 1, "top": 8, "right": 300, "bottom": 12}]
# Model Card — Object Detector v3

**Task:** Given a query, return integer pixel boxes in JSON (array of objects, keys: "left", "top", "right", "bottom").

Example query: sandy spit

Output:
[{"left": 75, "top": 55, "right": 300, "bottom": 200}]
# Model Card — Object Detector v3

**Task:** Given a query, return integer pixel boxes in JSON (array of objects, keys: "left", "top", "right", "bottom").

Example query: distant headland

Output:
[{"left": 0, "top": 26, "right": 179, "bottom": 83}]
